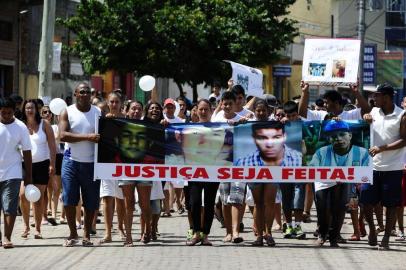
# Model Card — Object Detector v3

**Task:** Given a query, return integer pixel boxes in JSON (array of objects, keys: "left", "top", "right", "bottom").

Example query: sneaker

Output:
[
  {"left": 295, "top": 225, "right": 306, "bottom": 239},
  {"left": 187, "top": 229, "right": 194, "bottom": 241},
  {"left": 395, "top": 231, "right": 405, "bottom": 241},
  {"left": 284, "top": 226, "right": 295, "bottom": 238}
]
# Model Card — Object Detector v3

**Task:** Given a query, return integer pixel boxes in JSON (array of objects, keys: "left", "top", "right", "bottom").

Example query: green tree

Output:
[{"left": 62, "top": 0, "right": 297, "bottom": 101}]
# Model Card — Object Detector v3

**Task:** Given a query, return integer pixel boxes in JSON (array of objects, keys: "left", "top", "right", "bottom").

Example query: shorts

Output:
[
  {"left": 100, "top": 179, "right": 124, "bottom": 199},
  {"left": 150, "top": 199, "right": 161, "bottom": 215},
  {"left": 55, "top": 153, "right": 63, "bottom": 176},
  {"left": 245, "top": 185, "right": 255, "bottom": 207},
  {"left": 0, "top": 179, "right": 21, "bottom": 216},
  {"left": 360, "top": 170, "right": 403, "bottom": 208},
  {"left": 32, "top": 159, "right": 50, "bottom": 185},
  {"left": 164, "top": 181, "right": 185, "bottom": 190},
  {"left": 279, "top": 183, "right": 306, "bottom": 211},
  {"left": 219, "top": 182, "right": 246, "bottom": 205},
  {"left": 62, "top": 157, "right": 100, "bottom": 211},
  {"left": 118, "top": 180, "right": 153, "bottom": 187}
]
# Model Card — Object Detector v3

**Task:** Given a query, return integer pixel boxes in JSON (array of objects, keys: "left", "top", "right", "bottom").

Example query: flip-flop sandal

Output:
[
  {"left": 123, "top": 241, "right": 134, "bottom": 247},
  {"left": 48, "top": 218, "right": 58, "bottom": 226},
  {"left": 3, "top": 242, "right": 14, "bottom": 249},
  {"left": 34, "top": 233, "right": 43, "bottom": 239},
  {"left": 99, "top": 238, "right": 112, "bottom": 244},
  {"left": 232, "top": 236, "right": 244, "bottom": 244},
  {"left": 21, "top": 231, "right": 30, "bottom": 239},
  {"left": 223, "top": 235, "right": 232, "bottom": 243},
  {"left": 62, "top": 238, "right": 79, "bottom": 247},
  {"left": 82, "top": 239, "right": 94, "bottom": 247}
]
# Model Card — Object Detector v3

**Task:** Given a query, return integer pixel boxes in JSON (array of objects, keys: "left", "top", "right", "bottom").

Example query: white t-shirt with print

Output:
[{"left": 0, "top": 118, "right": 31, "bottom": 181}]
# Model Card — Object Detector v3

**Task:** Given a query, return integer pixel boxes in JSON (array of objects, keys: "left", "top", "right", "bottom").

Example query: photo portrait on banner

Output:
[
  {"left": 233, "top": 121, "right": 302, "bottom": 166},
  {"left": 303, "top": 120, "right": 373, "bottom": 183},
  {"left": 97, "top": 118, "right": 165, "bottom": 164}
]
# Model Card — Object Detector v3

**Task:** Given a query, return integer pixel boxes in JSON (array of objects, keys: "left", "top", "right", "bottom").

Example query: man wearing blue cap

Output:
[
  {"left": 361, "top": 83, "right": 406, "bottom": 249},
  {"left": 309, "top": 120, "right": 370, "bottom": 247}
]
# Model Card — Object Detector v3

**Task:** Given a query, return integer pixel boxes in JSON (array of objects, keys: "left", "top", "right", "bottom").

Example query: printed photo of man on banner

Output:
[
  {"left": 233, "top": 121, "right": 302, "bottom": 167},
  {"left": 97, "top": 118, "right": 165, "bottom": 164},
  {"left": 303, "top": 120, "right": 372, "bottom": 183}
]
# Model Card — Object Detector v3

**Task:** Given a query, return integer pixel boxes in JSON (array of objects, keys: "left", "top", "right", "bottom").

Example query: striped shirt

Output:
[{"left": 235, "top": 146, "right": 302, "bottom": 167}]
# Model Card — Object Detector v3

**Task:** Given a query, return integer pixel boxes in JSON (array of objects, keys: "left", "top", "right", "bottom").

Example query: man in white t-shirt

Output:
[
  {"left": 59, "top": 83, "right": 101, "bottom": 247},
  {"left": 361, "top": 83, "right": 406, "bottom": 249},
  {"left": 0, "top": 98, "right": 32, "bottom": 249}
]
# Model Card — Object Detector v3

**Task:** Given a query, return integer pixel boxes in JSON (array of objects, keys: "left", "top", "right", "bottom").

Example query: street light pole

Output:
[
  {"left": 358, "top": 0, "right": 366, "bottom": 92},
  {"left": 38, "top": 0, "right": 56, "bottom": 98}
]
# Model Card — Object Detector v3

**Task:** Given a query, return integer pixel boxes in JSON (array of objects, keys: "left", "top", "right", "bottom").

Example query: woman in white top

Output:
[
  {"left": 20, "top": 99, "right": 56, "bottom": 239},
  {"left": 41, "top": 105, "right": 62, "bottom": 225},
  {"left": 100, "top": 92, "right": 126, "bottom": 243}
]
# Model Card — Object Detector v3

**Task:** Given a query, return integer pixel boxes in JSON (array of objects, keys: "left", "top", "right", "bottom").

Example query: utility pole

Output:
[
  {"left": 357, "top": 0, "right": 366, "bottom": 92},
  {"left": 38, "top": 0, "right": 56, "bottom": 98}
]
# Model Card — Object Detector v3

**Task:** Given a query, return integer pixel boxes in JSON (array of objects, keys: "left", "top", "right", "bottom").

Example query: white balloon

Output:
[
  {"left": 174, "top": 101, "right": 181, "bottom": 118},
  {"left": 139, "top": 75, "right": 156, "bottom": 92},
  {"left": 25, "top": 184, "right": 41, "bottom": 202},
  {"left": 49, "top": 98, "right": 67, "bottom": 115}
]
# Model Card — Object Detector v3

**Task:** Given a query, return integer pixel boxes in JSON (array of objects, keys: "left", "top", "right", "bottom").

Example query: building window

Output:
[
  {"left": 0, "top": 20, "right": 13, "bottom": 41},
  {"left": 386, "top": 11, "right": 406, "bottom": 27},
  {"left": 386, "top": 0, "right": 406, "bottom": 11}
]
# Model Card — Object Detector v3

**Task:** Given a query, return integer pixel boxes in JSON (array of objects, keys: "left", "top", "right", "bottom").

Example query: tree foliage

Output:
[{"left": 62, "top": 0, "right": 297, "bottom": 100}]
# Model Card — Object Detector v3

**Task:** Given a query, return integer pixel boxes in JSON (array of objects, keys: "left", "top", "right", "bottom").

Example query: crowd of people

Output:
[{"left": 0, "top": 79, "right": 405, "bottom": 250}]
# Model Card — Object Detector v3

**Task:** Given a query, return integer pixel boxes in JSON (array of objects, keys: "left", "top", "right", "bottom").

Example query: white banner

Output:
[
  {"left": 94, "top": 163, "right": 372, "bottom": 184},
  {"left": 302, "top": 38, "right": 360, "bottom": 85},
  {"left": 228, "top": 61, "right": 263, "bottom": 97},
  {"left": 52, "top": 42, "right": 62, "bottom": 74}
]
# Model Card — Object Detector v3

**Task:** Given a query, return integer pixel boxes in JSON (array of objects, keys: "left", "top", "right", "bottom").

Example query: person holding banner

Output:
[
  {"left": 299, "top": 81, "right": 371, "bottom": 243},
  {"left": 309, "top": 120, "right": 370, "bottom": 247},
  {"left": 170, "top": 99, "right": 222, "bottom": 246},
  {"left": 236, "top": 98, "right": 279, "bottom": 246},
  {"left": 59, "top": 83, "right": 101, "bottom": 247},
  {"left": 278, "top": 101, "right": 306, "bottom": 240},
  {"left": 118, "top": 101, "right": 164, "bottom": 245},
  {"left": 361, "top": 83, "right": 406, "bottom": 250},
  {"left": 213, "top": 91, "right": 246, "bottom": 243},
  {"left": 99, "top": 92, "right": 126, "bottom": 244}
]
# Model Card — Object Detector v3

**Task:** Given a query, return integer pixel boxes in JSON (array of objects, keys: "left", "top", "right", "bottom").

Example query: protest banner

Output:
[
  {"left": 95, "top": 118, "right": 373, "bottom": 184},
  {"left": 226, "top": 60, "right": 264, "bottom": 97},
  {"left": 302, "top": 38, "right": 360, "bottom": 85}
]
